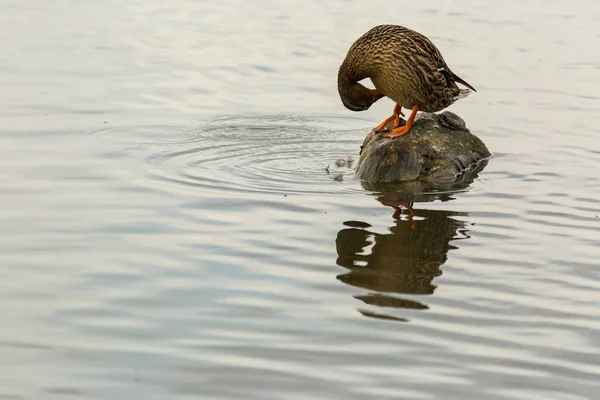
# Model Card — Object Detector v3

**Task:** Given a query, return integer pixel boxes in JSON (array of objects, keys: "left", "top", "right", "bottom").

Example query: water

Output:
[{"left": 1, "top": 1, "right": 600, "bottom": 399}]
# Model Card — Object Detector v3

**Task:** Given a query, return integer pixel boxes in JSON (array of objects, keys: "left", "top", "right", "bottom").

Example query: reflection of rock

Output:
[
  {"left": 356, "top": 111, "right": 490, "bottom": 184},
  {"left": 335, "top": 209, "right": 468, "bottom": 320}
]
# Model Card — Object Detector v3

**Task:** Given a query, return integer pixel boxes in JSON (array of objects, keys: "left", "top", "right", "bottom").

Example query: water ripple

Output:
[
  {"left": 84, "top": 124, "right": 201, "bottom": 145},
  {"left": 143, "top": 116, "right": 376, "bottom": 195}
]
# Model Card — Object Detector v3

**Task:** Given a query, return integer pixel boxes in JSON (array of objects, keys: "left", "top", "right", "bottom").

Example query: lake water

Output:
[{"left": 1, "top": 1, "right": 600, "bottom": 399}]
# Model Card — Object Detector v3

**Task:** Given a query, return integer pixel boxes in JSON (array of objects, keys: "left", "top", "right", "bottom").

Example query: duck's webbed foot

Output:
[
  {"left": 383, "top": 105, "right": 418, "bottom": 138},
  {"left": 373, "top": 104, "right": 404, "bottom": 133}
]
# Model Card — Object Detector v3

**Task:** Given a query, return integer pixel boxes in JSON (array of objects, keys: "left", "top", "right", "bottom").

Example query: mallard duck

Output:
[{"left": 338, "top": 25, "right": 476, "bottom": 138}]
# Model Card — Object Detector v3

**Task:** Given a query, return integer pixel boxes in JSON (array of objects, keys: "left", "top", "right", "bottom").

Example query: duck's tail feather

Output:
[
  {"left": 452, "top": 71, "right": 477, "bottom": 92},
  {"left": 454, "top": 88, "right": 473, "bottom": 101}
]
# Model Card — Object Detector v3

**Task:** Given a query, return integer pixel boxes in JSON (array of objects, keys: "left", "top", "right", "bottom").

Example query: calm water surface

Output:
[{"left": 1, "top": 1, "right": 600, "bottom": 399}]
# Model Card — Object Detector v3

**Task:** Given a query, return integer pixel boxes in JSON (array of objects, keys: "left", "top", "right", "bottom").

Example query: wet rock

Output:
[
  {"left": 360, "top": 156, "right": 488, "bottom": 205},
  {"left": 335, "top": 158, "right": 347, "bottom": 167},
  {"left": 356, "top": 111, "right": 490, "bottom": 184}
]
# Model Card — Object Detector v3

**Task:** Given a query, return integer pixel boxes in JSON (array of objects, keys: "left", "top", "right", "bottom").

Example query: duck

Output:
[{"left": 337, "top": 24, "right": 476, "bottom": 138}]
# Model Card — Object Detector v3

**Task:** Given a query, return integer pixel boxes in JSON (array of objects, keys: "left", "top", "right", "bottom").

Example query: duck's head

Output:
[
  {"left": 338, "top": 82, "right": 384, "bottom": 112},
  {"left": 337, "top": 67, "right": 384, "bottom": 112},
  {"left": 341, "top": 87, "right": 384, "bottom": 111}
]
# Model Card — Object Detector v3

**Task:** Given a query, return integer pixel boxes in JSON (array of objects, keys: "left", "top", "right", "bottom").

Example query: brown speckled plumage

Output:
[{"left": 338, "top": 25, "right": 475, "bottom": 137}]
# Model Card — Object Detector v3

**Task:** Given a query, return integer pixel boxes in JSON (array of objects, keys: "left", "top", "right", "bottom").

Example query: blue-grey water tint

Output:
[{"left": 1, "top": 1, "right": 600, "bottom": 399}]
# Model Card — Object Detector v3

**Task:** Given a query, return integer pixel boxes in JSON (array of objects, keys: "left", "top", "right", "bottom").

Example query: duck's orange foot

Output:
[
  {"left": 373, "top": 114, "right": 396, "bottom": 133},
  {"left": 374, "top": 104, "right": 404, "bottom": 133},
  {"left": 383, "top": 125, "right": 410, "bottom": 138},
  {"left": 382, "top": 104, "right": 419, "bottom": 139}
]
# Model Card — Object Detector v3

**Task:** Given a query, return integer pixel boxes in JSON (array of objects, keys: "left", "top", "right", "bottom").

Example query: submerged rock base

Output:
[{"left": 356, "top": 111, "right": 490, "bottom": 184}]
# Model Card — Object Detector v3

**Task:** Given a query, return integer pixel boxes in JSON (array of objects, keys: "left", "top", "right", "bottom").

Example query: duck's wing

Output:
[{"left": 401, "top": 29, "right": 476, "bottom": 92}]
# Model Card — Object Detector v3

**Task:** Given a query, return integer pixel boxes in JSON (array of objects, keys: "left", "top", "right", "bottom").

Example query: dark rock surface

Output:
[{"left": 356, "top": 111, "right": 491, "bottom": 185}]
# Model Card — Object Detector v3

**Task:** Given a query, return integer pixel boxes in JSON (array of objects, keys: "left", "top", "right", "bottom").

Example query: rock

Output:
[
  {"left": 361, "top": 157, "right": 488, "bottom": 205},
  {"left": 356, "top": 111, "right": 491, "bottom": 184}
]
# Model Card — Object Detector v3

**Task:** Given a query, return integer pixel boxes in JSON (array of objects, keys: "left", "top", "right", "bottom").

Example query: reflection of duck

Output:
[
  {"left": 335, "top": 209, "right": 469, "bottom": 321},
  {"left": 338, "top": 25, "right": 476, "bottom": 138},
  {"left": 333, "top": 160, "right": 487, "bottom": 321}
]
